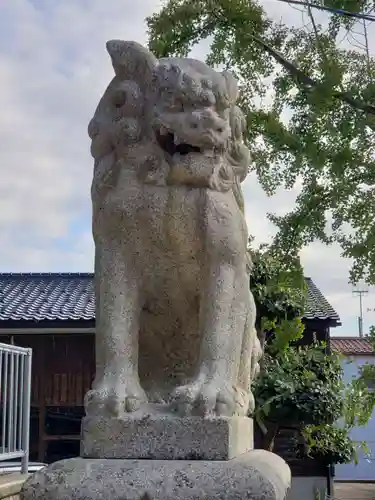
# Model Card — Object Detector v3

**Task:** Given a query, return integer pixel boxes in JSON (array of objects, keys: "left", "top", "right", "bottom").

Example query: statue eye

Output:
[
  {"left": 171, "top": 99, "right": 184, "bottom": 111},
  {"left": 112, "top": 90, "right": 127, "bottom": 108}
]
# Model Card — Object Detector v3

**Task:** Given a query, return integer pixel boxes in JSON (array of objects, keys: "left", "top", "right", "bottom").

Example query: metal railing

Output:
[{"left": 0, "top": 342, "right": 32, "bottom": 474}]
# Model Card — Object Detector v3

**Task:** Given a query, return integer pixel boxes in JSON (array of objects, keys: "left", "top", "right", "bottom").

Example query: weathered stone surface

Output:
[
  {"left": 0, "top": 473, "right": 29, "bottom": 500},
  {"left": 85, "top": 39, "right": 262, "bottom": 421},
  {"left": 81, "top": 415, "right": 253, "bottom": 460},
  {"left": 20, "top": 451, "right": 291, "bottom": 500}
]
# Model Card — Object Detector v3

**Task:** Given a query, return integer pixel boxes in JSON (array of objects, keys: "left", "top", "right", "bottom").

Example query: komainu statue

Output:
[{"left": 85, "top": 40, "right": 262, "bottom": 419}]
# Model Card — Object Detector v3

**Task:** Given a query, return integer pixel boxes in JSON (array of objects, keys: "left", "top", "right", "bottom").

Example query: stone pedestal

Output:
[
  {"left": 81, "top": 415, "right": 253, "bottom": 460},
  {"left": 20, "top": 450, "right": 291, "bottom": 500},
  {"left": 21, "top": 414, "right": 291, "bottom": 500}
]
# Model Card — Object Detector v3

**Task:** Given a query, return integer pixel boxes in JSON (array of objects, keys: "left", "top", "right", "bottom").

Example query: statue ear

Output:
[
  {"left": 106, "top": 40, "right": 157, "bottom": 90},
  {"left": 221, "top": 71, "right": 238, "bottom": 104}
]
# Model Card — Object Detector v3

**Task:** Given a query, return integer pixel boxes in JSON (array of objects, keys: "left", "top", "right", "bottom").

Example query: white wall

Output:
[
  {"left": 335, "top": 355, "right": 375, "bottom": 481},
  {"left": 287, "top": 477, "right": 327, "bottom": 500}
]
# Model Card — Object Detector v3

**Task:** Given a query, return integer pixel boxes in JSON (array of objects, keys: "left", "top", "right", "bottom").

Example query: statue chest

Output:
[{"left": 95, "top": 184, "right": 205, "bottom": 250}]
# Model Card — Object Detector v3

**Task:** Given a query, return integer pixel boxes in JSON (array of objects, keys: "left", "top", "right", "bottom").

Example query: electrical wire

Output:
[{"left": 277, "top": 0, "right": 375, "bottom": 22}]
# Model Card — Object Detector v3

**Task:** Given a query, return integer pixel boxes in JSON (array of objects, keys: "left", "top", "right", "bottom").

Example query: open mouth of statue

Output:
[{"left": 155, "top": 127, "right": 201, "bottom": 156}]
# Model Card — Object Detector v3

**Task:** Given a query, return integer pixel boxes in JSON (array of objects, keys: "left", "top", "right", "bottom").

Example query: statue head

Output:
[
  {"left": 151, "top": 59, "right": 238, "bottom": 155},
  {"left": 89, "top": 40, "right": 250, "bottom": 190}
]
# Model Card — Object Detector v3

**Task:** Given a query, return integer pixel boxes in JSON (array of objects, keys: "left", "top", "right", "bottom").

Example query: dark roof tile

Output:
[
  {"left": 304, "top": 277, "right": 340, "bottom": 323},
  {"left": 0, "top": 273, "right": 95, "bottom": 321},
  {"left": 0, "top": 273, "right": 340, "bottom": 324}
]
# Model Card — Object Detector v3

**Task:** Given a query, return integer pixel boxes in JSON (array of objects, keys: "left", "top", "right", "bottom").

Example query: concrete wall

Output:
[
  {"left": 335, "top": 354, "right": 375, "bottom": 481},
  {"left": 287, "top": 476, "right": 327, "bottom": 500}
]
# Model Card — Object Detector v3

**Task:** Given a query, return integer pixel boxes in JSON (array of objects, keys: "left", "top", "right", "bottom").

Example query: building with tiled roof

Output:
[
  {"left": 331, "top": 335, "right": 375, "bottom": 481},
  {"left": 330, "top": 336, "right": 374, "bottom": 355},
  {"left": 0, "top": 273, "right": 340, "bottom": 327},
  {"left": 0, "top": 273, "right": 95, "bottom": 323},
  {"left": 0, "top": 272, "right": 341, "bottom": 464}
]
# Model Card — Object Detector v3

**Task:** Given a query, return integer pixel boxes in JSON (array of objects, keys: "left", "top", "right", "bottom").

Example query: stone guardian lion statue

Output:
[{"left": 85, "top": 40, "right": 262, "bottom": 419}]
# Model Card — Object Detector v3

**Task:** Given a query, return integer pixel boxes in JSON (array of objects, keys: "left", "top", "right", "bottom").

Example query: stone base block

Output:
[
  {"left": 20, "top": 451, "right": 291, "bottom": 500},
  {"left": 81, "top": 415, "right": 253, "bottom": 460}
]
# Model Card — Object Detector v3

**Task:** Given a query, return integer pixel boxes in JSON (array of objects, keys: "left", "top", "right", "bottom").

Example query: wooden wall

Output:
[
  {"left": 0, "top": 332, "right": 95, "bottom": 462},
  {"left": 0, "top": 319, "right": 329, "bottom": 409},
  {"left": 0, "top": 333, "right": 95, "bottom": 408}
]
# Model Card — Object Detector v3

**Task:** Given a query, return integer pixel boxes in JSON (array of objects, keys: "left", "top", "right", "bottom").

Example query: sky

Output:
[{"left": 0, "top": 0, "right": 374, "bottom": 336}]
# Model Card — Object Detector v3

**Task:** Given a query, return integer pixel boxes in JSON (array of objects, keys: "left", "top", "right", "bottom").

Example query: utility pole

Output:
[{"left": 352, "top": 282, "right": 369, "bottom": 338}]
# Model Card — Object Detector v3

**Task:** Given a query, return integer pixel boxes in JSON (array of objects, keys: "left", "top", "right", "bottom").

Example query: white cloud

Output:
[
  {"left": 0, "top": 0, "right": 162, "bottom": 265},
  {"left": 0, "top": 0, "right": 374, "bottom": 336}
]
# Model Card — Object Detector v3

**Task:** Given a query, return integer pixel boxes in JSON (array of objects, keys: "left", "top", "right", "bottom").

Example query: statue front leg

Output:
[
  {"left": 172, "top": 262, "right": 248, "bottom": 417},
  {"left": 84, "top": 243, "right": 147, "bottom": 417}
]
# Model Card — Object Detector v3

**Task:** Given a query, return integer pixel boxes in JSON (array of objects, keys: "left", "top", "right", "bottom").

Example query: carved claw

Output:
[
  {"left": 84, "top": 379, "right": 147, "bottom": 417},
  {"left": 171, "top": 375, "right": 249, "bottom": 417}
]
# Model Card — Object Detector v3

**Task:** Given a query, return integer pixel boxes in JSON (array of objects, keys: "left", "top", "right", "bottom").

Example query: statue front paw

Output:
[
  {"left": 84, "top": 377, "right": 147, "bottom": 417},
  {"left": 171, "top": 373, "right": 249, "bottom": 417}
]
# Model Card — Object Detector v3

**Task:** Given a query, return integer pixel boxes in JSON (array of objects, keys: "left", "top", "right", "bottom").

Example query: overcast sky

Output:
[{"left": 0, "top": 0, "right": 374, "bottom": 336}]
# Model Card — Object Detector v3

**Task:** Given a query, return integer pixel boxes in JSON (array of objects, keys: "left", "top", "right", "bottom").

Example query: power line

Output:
[{"left": 277, "top": 0, "right": 375, "bottom": 22}]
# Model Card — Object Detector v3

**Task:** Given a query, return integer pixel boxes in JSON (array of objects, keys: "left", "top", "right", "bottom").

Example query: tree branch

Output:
[
  {"left": 306, "top": 2, "right": 327, "bottom": 68},
  {"left": 277, "top": 0, "right": 375, "bottom": 22},
  {"left": 155, "top": 7, "right": 375, "bottom": 125},
  {"left": 249, "top": 33, "right": 375, "bottom": 123}
]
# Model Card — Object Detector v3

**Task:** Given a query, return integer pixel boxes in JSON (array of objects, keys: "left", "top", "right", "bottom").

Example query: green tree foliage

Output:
[
  {"left": 147, "top": 0, "right": 375, "bottom": 284},
  {"left": 245, "top": 248, "right": 374, "bottom": 464},
  {"left": 253, "top": 339, "right": 374, "bottom": 464},
  {"left": 250, "top": 245, "right": 306, "bottom": 352},
  {"left": 254, "top": 345, "right": 344, "bottom": 427},
  {"left": 303, "top": 335, "right": 375, "bottom": 465},
  {"left": 247, "top": 248, "right": 354, "bottom": 463},
  {"left": 300, "top": 424, "right": 359, "bottom": 465}
]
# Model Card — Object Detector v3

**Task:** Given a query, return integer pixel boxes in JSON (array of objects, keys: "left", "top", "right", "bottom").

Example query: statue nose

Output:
[
  {"left": 190, "top": 109, "right": 216, "bottom": 129},
  {"left": 201, "top": 108, "right": 216, "bottom": 121}
]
